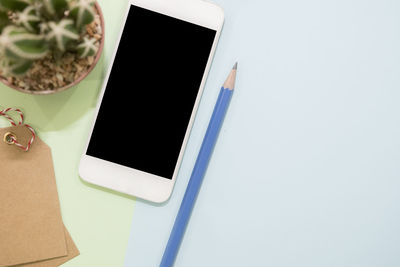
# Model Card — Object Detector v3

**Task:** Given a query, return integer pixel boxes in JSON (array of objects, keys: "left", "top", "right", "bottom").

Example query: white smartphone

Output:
[{"left": 79, "top": 0, "right": 224, "bottom": 203}]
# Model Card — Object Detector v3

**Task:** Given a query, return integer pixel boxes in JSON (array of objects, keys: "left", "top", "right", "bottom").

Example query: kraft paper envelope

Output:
[{"left": 0, "top": 125, "right": 76, "bottom": 266}]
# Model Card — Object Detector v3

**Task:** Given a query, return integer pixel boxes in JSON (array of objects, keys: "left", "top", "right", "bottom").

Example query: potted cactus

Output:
[{"left": 0, "top": 0, "right": 104, "bottom": 94}]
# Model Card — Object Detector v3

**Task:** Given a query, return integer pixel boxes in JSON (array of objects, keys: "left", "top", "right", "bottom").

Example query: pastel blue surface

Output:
[
  {"left": 125, "top": 0, "right": 400, "bottom": 266},
  {"left": 160, "top": 87, "right": 233, "bottom": 267}
]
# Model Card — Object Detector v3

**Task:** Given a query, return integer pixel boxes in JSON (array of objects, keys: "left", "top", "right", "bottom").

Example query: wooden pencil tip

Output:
[{"left": 223, "top": 63, "right": 238, "bottom": 90}]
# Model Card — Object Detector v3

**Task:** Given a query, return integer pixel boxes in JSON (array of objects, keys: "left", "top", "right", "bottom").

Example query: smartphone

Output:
[{"left": 79, "top": 0, "right": 224, "bottom": 203}]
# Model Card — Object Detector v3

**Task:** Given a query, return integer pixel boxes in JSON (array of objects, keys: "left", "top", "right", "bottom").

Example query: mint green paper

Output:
[{"left": 0, "top": 1, "right": 134, "bottom": 266}]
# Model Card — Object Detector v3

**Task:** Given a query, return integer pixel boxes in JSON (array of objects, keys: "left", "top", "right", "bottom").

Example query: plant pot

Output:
[{"left": 0, "top": 2, "right": 105, "bottom": 95}]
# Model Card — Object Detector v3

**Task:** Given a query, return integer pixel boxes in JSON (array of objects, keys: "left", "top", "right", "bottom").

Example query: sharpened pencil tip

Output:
[{"left": 223, "top": 63, "right": 238, "bottom": 90}]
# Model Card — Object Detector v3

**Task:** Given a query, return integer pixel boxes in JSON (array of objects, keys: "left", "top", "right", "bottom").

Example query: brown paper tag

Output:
[
  {"left": 0, "top": 126, "right": 68, "bottom": 266},
  {"left": 14, "top": 226, "right": 80, "bottom": 267}
]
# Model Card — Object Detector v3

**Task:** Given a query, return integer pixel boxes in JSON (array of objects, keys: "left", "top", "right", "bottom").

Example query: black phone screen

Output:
[{"left": 86, "top": 5, "right": 217, "bottom": 179}]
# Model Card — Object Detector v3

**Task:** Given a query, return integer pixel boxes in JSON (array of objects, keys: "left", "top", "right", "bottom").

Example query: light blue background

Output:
[{"left": 125, "top": 0, "right": 400, "bottom": 266}]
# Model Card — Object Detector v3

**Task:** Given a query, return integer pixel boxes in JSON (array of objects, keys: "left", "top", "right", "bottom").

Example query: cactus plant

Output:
[
  {"left": 0, "top": 0, "right": 100, "bottom": 77},
  {"left": 69, "top": 0, "right": 95, "bottom": 31},
  {"left": 0, "top": 26, "right": 48, "bottom": 60}
]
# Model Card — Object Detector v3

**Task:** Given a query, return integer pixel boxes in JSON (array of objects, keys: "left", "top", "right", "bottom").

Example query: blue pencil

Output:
[{"left": 160, "top": 63, "right": 238, "bottom": 267}]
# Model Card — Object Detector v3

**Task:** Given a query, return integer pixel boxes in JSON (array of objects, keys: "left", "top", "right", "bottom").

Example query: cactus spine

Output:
[
  {"left": 77, "top": 36, "right": 97, "bottom": 58},
  {"left": 46, "top": 19, "right": 79, "bottom": 51},
  {"left": 16, "top": 6, "right": 40, "bottom": 32}
]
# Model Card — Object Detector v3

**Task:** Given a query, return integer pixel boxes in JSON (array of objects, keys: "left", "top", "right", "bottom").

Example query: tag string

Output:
[{"left": 0, "top": 108, "right": 35, "bottom": 151}]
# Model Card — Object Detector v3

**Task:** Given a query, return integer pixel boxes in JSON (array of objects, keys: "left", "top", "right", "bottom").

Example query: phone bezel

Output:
[{"left": 79, "top": 0, "right": 224, "bottom": 203}]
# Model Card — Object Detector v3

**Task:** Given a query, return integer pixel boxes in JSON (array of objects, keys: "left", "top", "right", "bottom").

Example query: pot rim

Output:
[{"left": 0, "top": 1, "right": 105, "bottom": 95}]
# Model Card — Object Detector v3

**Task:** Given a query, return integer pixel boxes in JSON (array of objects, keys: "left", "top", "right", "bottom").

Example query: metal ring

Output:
[{"left": 3, "top": 132, "right": 16, "bottom": 145}]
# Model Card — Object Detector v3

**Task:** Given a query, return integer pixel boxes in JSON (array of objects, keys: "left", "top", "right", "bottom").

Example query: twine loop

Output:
[{"left": 0, "top": 108, "right": 35, "bottom": 151}]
